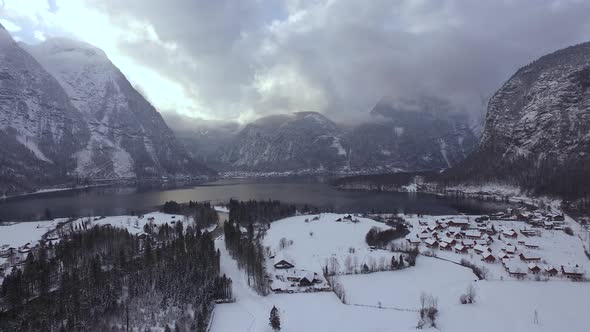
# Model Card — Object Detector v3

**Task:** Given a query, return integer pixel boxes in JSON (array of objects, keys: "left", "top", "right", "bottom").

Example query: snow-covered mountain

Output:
[
  {"left": 445, "top": 42, "right": 590, "bottom": 198},
  {"left": 25, "top": 37, "right": 213, "bottom": 181},
  {"left": 0, "top": 24, "right": 89, "bottom": 194},
  {"left": 216, "top": 100, "right": 477, "bottom": 173},
  {"left": 344, "top": 96, "right": 478, "bottom": 171},
  {"left": 0, "top": 26, "right": 213, "bottom": 195},
  {"left": 221, "top": 112, "right": 348, "bottom": 171}
]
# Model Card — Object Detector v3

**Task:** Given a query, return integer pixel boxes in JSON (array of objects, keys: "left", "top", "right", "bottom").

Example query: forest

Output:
[
  {"left": 0, "top": 221, "right": 232, "bottom": 331},
  {"left": 161, "top": 200, "right": 219, "bottom": 228},
  {"left": 227, "top": 199, "right": 297, "bottom": 225}
]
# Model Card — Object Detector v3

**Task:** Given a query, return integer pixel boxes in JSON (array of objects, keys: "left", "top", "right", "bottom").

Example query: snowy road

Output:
[{"left": 210, "top": 238, "right": 273, "bottom": 332}]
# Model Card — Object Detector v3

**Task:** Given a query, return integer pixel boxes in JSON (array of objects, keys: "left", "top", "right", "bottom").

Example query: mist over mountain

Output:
[
  {"left": 167, "top": 96, "right": 478, "bottom": 174},
  {"left": 444, "top": 42, "right": 590, "bottom": 198}
]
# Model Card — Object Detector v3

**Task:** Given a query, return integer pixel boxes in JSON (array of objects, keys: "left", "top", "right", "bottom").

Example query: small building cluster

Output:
[
  {"left": 405, "top": 213, "right": 586, "bottom": 281},
  {"left": 268, "top": 252, "right": 329, "bottom": 293}
]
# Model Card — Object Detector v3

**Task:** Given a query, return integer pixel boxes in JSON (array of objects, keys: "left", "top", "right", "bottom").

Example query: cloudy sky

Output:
[{"left": 1, "top": 0, "right": 590, "bottom": 126}]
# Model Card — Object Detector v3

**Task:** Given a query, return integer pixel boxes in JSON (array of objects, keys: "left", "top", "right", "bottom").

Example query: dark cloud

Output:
[{"left": 85, "top": 0, "right": 590, "bottom": 123}]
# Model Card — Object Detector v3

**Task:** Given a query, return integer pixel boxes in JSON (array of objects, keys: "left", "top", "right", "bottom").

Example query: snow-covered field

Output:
[
  {"left": 210, "top": 238, "right": 418, "bottom": 332},
  {"left": 263, "top": 213, "right": 396, "bottom": 274},
  {"left": 339, "top": 256, "right": 476, "bottom": 309},
  {"left": 4, "top": 211, "right": 590, "bottom": 331},
  {"left": 212, "top": 212, "right": 590, "bottom": 332}
]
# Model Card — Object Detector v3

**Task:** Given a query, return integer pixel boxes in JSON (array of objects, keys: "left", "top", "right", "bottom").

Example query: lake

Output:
[{"left": 0, "top": 177, "right": 511, "bottom": 222}]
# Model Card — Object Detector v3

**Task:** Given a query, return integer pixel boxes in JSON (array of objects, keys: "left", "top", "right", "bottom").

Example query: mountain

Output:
[
  {"left": 215, "top": 99, "right": 477, "bottom": 173},
  {"left": 344, "top": 96, "right": 478, "bottom": 171},
  {"left": 161, "top": 113, "right": 240, "bottom": 171},
  {"left": 0, "top": 25, "right": 89, "bottom": 195},
  {"left": 221, "top": 112, "right": 348, "bottom": 172},
  {"left": 444, "top": 42, "right": 590, "bottom": 198},
  {"left": 26, "top": 37, "right": 213, "bottom": 181}
]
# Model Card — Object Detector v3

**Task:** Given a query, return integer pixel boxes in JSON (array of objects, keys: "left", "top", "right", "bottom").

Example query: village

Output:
[{"left": 402, "top": 207, "right": 587, "bottom": 281}]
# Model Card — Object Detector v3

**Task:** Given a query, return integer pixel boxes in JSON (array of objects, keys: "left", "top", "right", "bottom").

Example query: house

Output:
[
  {"left": 502, "top": 244, "right": 517, "bottom": 255},
  {"left": 274, "top": 253, "right": 295, "bottom": 269},
  {"left": 419, "top": 220, "right": 428, "bottom": 226},
  {"left": 506, "top": 265, "right": 527, "bottom": 277},
  {"left": 406, "top": 236, "right": 421, "bottom": 245},
  {"left": 427, "top": 224, "right": 439, "bottom": 232},
  {"left": 465, "top": 230, "right": 482, "bottom": 239},
  {"left": 528, "top": 263, "right": 541, "bottom": 274},
  {"left": 418, "top": 232, "right": 432, "bottom": 240},
  {"left": 520, "top": 228, "right": 537, "bottom": 236},
  {"left": 545, "top": 265, "right": 559, "bottom": 276},
  {"left": 462, "top": 239, "right": 475, "bottom": 248},
  {"left": 502, "top": 229, "right": 518, "bottom": 238},
  {"left": 519, "top": 252, "right": 541, "bottom": 262},
  {"left": 498, "top": 252, "right": 510, "bottom": 260},
  {"left": 454, "top": 244, "right": 468, "bottom": 254},
  {"left": 448, "top": 219, "right": 470, "bottom": 229},
  {"left": 481, "top": 252, "right": 496, "bottom": 263},
  {"left": 439, "top": 237, "right": 456, "bottom": 246},
  {"left": 424, "top": 238, "right": 438, "bottom": 248},
  {"left": 475, "top": 216, "right": 490, "bottom": 223},
  {"left": 524, "top": 241, "right": 539, "bottom": 249},
  {"left": 475, "top": 239, "right": 490, "bottom": 246},
  {"left": 298, "top": 272, "right": 319, "bottom": 286},
  {"left": 439, "top": 242, "right": 451, "bottom": 251},
  {"left": 543, "top": 221, "right": 554, "bottom": 230},
  {"left": 446, "top": 227, "right": 462, "bottom": 236},
  {"left": 561, "top": 265, "right": 584, "bottom": 279},
  {"left": 517, "top": 239, "right": 526, "bottom": 245},
  {"left": 474, "top": 244, "right": 490, "bottom": 254}
]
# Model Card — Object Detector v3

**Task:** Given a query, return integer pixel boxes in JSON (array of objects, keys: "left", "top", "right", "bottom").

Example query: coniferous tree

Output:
[{"left": 269, "top": 306, "right": 281, "bottom": 331}]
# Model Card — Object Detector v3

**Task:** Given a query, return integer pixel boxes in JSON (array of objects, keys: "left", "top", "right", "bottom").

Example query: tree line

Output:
[
  {"left": 1, "top": 221, "right": 232, "bottom": 331},
  {"left": 228, "top": 199, "right": 296, "bottom": 225},
  {"left": 161, "top": 200, "right": 219, "bottom": 228}
]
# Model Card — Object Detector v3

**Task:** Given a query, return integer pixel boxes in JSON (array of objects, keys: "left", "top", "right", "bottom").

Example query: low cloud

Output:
[{"left": 3, "top": 0, "right": 590, "bottom": 124}]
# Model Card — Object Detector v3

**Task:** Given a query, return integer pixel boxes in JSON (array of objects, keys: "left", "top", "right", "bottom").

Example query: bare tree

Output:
[
  {"left": 417, "top": 292, "right": 438, "bottom": 329},
  {"left": 459, "top": 284, "right": 477, "bottom": 304}
]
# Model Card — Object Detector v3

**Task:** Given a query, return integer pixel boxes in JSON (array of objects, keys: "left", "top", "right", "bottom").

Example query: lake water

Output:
[{"left": 0, "top": 177, "right": 511, "bottom": 222}]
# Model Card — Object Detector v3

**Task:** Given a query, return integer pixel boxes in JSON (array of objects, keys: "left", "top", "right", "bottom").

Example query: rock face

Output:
[
  {"left": 446, "top": 42, "right": 590, "bottom": 198},
  {"left": 221, "top": 112, "right": 347, "bottom": 171},
  {"left": 0, "top": 26, "right": 213, "bottom": 195},
  {"left": 27, "top": 38, "right": 212, "bottom": 180},
  {"left": 217, "top": 99, "right": 477, "bottom": 173},
  {"left": 0, "top": 25, "right": 89, "bottom": 194},
  {"left": 345, "top": 96, "right": 477, "bottom": 171}
]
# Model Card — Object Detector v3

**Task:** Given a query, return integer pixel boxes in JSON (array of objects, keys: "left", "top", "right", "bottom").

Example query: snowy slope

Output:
[
  {"left": 344, "top": 96, "right": 478, "bottom": 171},
  {"left": 446, "top": 42, "right": 590, "bottom": 197},
  {"left": 26, "top": 38, "right": 213, "bottom": 180},
  {"left": 222, "top": 112, "right": 348, "bottom": 172},
  {"left": 0, "top": 24, "right": 89, "bottom": 195}
]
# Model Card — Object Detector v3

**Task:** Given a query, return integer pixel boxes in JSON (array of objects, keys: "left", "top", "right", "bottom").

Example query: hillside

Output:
[
  {"left": 444, "top": 42, "right": 590, "bottom": 199},
  {"left": 0, "top": 24, "right": 89, "bottom": 195},
  {"left": 27, "top": 38, "right": 214, "bottom": 180}
]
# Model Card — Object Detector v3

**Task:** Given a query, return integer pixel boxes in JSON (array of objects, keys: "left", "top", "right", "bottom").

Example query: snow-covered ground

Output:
[
  {"left": 210, "top": 238, "right": 418, "bottom": 332},
  {"left": 339, "top": 256, "right": 476, "bottom": 309},
  {"left": 212, "top": 212, "right": 590, "bottom": 332},
  {"left": 4, "top": 211, "right": 590, "bottom": 331},
  {"left": 402, "top": 214, "right": 589, "bottom": 280},
  {"left": 263, "top": 213, "right": 395, "bottom": 274}
]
